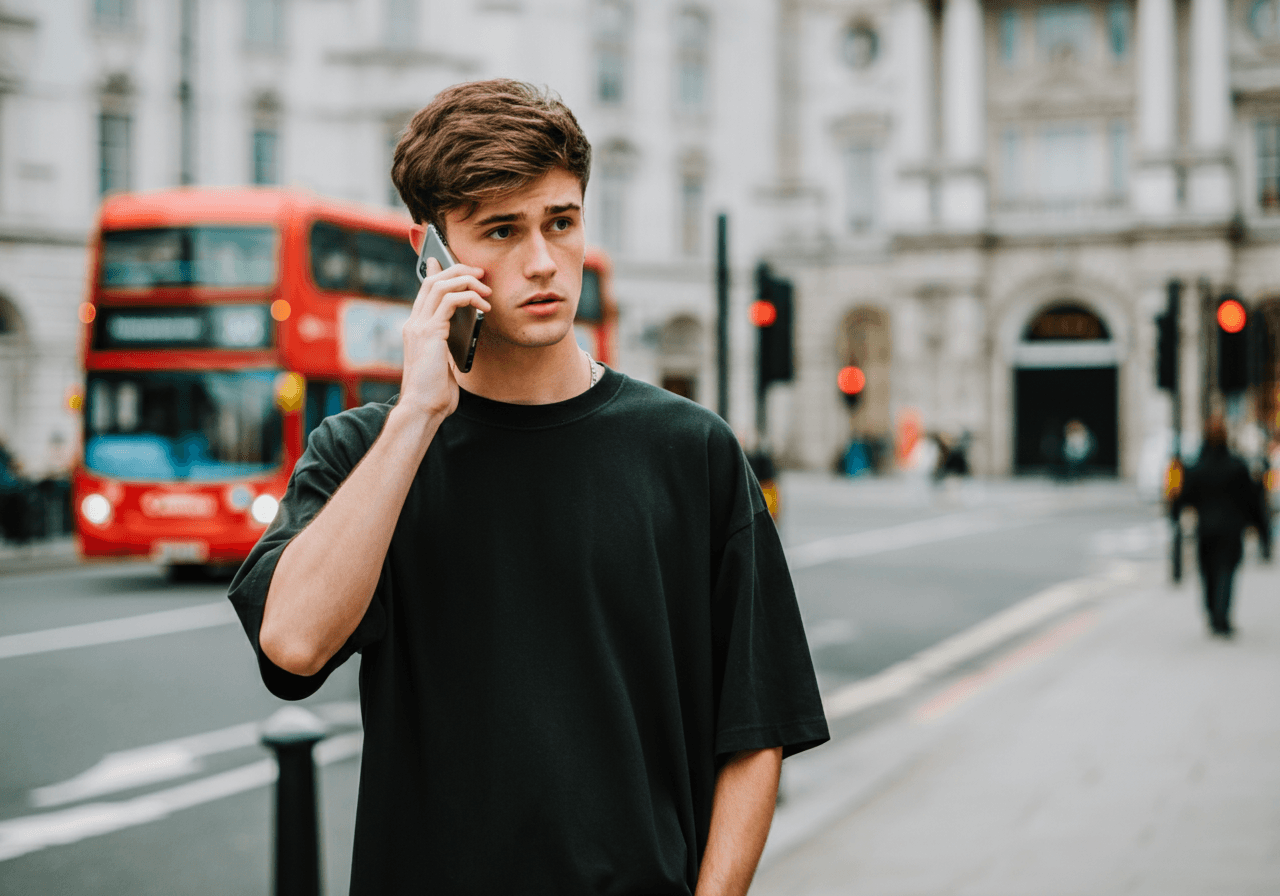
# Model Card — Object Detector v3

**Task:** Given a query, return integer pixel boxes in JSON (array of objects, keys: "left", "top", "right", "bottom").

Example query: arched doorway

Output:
[
  {"left": 658, "top": 314, "right": 704, "bottom": 401},
  {"left": 1013, "top": 302, "right": 1119, "bottom": 475}
]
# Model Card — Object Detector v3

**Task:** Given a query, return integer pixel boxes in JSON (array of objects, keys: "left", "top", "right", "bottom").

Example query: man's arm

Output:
[
  {"left": 257, "top": 258, "right": 490, "bottom": 676},
  {"left": 694, "top": 747, "right": 783, "bottom": 896}
]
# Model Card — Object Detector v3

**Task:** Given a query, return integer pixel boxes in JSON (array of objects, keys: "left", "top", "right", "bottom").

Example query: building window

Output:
[
  {"left": 94, "top": 0, "right": 134, "bottom": 29},
  {"left": 1108, "top": 120, "right": 1128, "bottom": 198},
  {"left": 246, "top": 0, "right": 284, "bottom": 50},
  {"left": 680, "top": 174, "right": 704, "bottom": 255},
  {"left": 1106, "top": 0, "right": 1131, "bottom": 59},
  {"left": 99, "top": 111, "right": 132, "bottom": 196},
  {"left": 1000, "top": 129, "right": 1022, "bottom": 200},
  {"left": 595, "top": 0, "right": 631, "bottom": 105},
  {"left": 1037, "top": 3, "right": 1091, "bottom": 63},
  {"left": 252, "top": 128, "right": 279, "bottom": 185},
  {"left": 1257, "top": 120, "right": 1280, "bottom": 210},
  {"left": 1039, "top": 124, "right": 1092, "bottom": 202},
  {"left": 383, "top": 0, "right": 418, "bottom": 48},
  {"left": 599, "top": 171, "right": 626, "bottom": 251},
  {"left": 840, "top": 24, "right": 879, "bottom": 70},
  {"left": 844, "top": 144, "right": 878, "bottom": 231},
  {"left": 675, "top": 8, "right": 710, "bottom": 113},
  {"left": 999, "top": 8, "right": 1020, "bottom": 66}
]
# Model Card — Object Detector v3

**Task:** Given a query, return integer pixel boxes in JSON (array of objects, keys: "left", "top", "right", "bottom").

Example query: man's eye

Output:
[
  {"left": 550, "top": 218, "right": 572, "bottom": 232},
  {"left": 489, "top": 226, "right": 513, "bottom": 240}
]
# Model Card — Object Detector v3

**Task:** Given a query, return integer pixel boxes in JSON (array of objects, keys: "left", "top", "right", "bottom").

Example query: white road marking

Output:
[
  {"left": 30, "top": 702, "right": 361, "bottom": 808},
  {"left": 786, "top": 510, "right": 1015, "bottom": 570},
  {"left": 0, "top": 733, "right": 363, "bottom": 862},
  {"left": 0, "top": 602, "right": 236, "bottom": 660},
  {"left": 821, "top": 562, "right": 1139, "bottom": 721}
]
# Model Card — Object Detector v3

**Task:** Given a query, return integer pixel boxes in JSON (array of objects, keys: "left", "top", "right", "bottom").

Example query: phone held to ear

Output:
[{"left": 416, "top": 223, "right": 483, "bottom": 374}]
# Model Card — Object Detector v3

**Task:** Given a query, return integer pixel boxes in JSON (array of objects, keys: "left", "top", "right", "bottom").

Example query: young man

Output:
[{"left": 229, "top": 79, "right": 827, "bottom": 895}]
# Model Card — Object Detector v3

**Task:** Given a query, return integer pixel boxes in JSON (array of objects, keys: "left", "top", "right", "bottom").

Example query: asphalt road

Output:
[{"left": 0, "top": 473, "right": 1166, "bottom": 894}]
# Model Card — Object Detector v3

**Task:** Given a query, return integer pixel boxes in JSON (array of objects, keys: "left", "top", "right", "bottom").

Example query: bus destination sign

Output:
[{"left": 95, "top": 306, "right": 272, "bottom": 350}]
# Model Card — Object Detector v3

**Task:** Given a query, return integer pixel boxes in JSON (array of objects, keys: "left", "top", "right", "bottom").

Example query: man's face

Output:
[{"left": 436, "top": 167, "right": 585, "bottom": 352}]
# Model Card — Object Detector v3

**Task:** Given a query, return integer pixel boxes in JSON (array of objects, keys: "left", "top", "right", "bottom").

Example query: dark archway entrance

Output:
[{"left": 1013, "top": 303, "right": 1119, "bottom": 475}]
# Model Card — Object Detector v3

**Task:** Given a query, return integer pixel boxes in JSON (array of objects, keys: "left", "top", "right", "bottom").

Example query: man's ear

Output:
[{"left": 408, "top": 223, "right": 425, "bottom": 253}]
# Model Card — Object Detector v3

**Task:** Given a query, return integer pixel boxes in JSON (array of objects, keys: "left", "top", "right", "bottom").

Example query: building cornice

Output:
[{"left": 0, "top": 225, "right": 90, "bottom": 248}]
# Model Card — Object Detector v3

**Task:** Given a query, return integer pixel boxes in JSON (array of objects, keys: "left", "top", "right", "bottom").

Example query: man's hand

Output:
[
  {"left": 695, "top": 747, "right": 783, "bottom": 896},
  {"left": 397, "top": 256, "right": 491, "bottom": 421}
]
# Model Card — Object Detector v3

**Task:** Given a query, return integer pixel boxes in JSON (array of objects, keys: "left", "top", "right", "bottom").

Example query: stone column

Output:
[
  {"left": 940, "top": 0, "right": 986, "bottom": 228},
  {"left": 1189, "top": 0, "right": 1233, "bottom": 214},
  {"left": 1133, "top": 0, "right": 1178, "bottom": 215},
  {"left": 891, "top": 0, "right": 934, "bottom": 227}
]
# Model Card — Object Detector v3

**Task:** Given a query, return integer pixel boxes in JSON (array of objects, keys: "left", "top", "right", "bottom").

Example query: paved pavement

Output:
[{"left": 754, "top": 552, "right": 1280, "bottom": 895}]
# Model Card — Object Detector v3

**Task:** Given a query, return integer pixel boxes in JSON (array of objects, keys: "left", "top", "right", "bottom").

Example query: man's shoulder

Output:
[
  {"left": 303, "top": 400, "right": 394, "bottom": 464},
  {"left": 610, "top": 375, "right": 736, "bottom": 443}
]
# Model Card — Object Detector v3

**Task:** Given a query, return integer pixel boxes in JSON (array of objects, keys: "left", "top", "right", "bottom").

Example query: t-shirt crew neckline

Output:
[{"left": 453, "top": 364, "right": 623, "bottom": 430}]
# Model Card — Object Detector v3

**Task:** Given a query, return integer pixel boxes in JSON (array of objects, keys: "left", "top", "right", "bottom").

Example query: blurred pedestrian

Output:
[
  {"left": 1062, "top": 419, "right": 1094, "bottom": 480},
  {"left": 1173, "top": 415, "right": 1273, "bottom": 637},
  {"left": 229, "top": 80, "right": 827, "bottom": 895}
]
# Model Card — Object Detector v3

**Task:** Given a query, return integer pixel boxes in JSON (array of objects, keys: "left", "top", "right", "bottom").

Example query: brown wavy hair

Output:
[{"left": 391, "top": 79, "right": 592, "bottom": 234}]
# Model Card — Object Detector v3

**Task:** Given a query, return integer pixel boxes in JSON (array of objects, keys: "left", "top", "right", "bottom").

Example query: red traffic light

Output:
[
  {"left": 838, "top": 365, "right": 866, "bottom": 395},
  {"left": 750, "top": 300, "right": 777, "bottom": 328},
  {"left": 1217, "top": 299, "right": 1246, "bottom": 334}
]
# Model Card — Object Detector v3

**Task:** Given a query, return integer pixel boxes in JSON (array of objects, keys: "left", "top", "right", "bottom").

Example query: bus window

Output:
[
  {"left": 305, "top": 380, "right": 345, "bottom": 446},
  {"left": 310, "top": 221, "right": 355, "bottom": 291},
  {"left": 578, "top": 267, "right": 603, "bottom": 322},
  {"left": 355, "top": 230, "right": 418, "bottom": 300},
  {"left": 83, "top": 370, "right": 283, "bottom": 481},
  {"left": 101, "top": 227, "right": 278, "bottom": 288},
  {"left": 359, "top": 380, "right": 399, "bottom": 406},
  {"left": 309, "top": 222, "right": 417, "bottom": 300}
]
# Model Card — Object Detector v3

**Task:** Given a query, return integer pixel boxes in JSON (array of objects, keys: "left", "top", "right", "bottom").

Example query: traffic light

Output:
[
  {"left": 1155, "top": 280, "right": 1179, "bottom": 391},
  {"left": 1217, "top": 295, "right": 1249, "bottom": 393},
  {"left": 753, "top": 263, "right": 794, "bottom": 393},
  {"left": 838, "top": 364, "right": 865, "bottom": 409}
]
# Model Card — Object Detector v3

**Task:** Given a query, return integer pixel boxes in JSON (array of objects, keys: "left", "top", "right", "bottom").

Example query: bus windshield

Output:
[
  {"left": 83, "top": 370, "right": 283, "bottom": 481},
  {"left": 100, "top": 227, "right": 278, "bottom": 288}
]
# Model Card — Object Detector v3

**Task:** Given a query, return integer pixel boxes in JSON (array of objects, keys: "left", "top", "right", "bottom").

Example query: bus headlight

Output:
[
  {"left": 250, "top": 494, "right": 279, "bottom": 525},
  {"left": 81, "top": 493, "right": 113, "bottom": 526}
]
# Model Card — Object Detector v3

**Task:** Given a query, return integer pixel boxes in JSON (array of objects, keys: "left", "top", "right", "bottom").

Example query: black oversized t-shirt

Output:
[{"left": 228, "top": 367, "right": 828, "bottom": 895}]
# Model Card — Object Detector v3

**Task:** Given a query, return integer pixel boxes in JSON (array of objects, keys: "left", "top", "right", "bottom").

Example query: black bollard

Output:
[{"left": 261, "top": 707, "right": 328, "bottom": 896}]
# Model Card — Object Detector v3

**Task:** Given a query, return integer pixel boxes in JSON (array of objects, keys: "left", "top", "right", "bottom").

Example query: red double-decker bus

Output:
[
  {"left": 74, "top": 187, "right": 616, "bottom": 574},
  {"left": 74, "top": 188, "right": 420, "bottom": 572}
]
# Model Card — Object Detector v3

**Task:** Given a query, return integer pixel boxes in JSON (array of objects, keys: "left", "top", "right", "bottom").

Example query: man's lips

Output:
[
  {"left": 520, "top": 293, "right": 564, "bottom": 306},
  {"left": 519, "top": 293, "right": 566, "bottom": 315}
]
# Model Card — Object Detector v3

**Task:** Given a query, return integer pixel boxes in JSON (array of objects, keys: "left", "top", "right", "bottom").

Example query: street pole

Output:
[
  {"left": 261, "top": 708, "right": 327, "bottom": 896},
  {"left": 1168, "top": 280, "right": 1183, "bottom": 583},
  {"left": 715, "top": 213, "right": 729, "bottom": 422},
  {"left": 178, "top": 0, "right": 197, "bottom": 185}
]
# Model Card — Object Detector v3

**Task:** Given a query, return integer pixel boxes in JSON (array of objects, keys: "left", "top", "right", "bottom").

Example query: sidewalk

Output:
[
  {"left": 756, "top": 556, "right": 1280, "bottom": 896},
  {"left": 0, "top": 537, "right": 79, "bottom": 577}
]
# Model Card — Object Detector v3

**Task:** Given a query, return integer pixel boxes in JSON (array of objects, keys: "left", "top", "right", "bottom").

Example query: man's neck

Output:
[{"left": 455, "top": 337, "right": 591, "bottom": 405}]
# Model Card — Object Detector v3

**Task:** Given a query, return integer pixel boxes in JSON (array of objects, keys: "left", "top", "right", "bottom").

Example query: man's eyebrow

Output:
[
  {"left": 472, "top": 212, "right": 523, "bottom": 228},
  {"left": 546, "top": 203, "right": 582, "bottom": 215}
]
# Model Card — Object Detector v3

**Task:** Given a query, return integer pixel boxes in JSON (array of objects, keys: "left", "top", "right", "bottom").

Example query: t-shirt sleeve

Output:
[
  {"left": 710, "top": 465, "right": 829, "bottom": 760},
  {"left": 227, "top": 408, "right": 389, "bottom": 701}
]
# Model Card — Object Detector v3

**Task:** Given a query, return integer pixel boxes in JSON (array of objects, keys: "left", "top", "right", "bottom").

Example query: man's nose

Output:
[{"left": 525, "top": 233, "right": 557, "bottom": 279}]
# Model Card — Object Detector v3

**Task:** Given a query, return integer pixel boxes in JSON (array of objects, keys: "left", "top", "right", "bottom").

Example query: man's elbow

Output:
[{"left": 259, "top": 620, "right": 329, "bottom": 678}]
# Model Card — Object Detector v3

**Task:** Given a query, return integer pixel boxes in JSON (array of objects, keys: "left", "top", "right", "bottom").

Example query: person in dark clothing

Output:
[
  {"left": 228, "top": 80, "right": 827, "bottom": 896},
  {"left": 1173, "top": 415, "right": 1273, "bottom": 637}
]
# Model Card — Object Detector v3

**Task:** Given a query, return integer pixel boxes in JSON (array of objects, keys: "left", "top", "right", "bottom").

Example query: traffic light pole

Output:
[
  {"left": 715, "top": 214, "right": 729, "bottom": 422},
  {"left": 1167, "top": 280, "right": 1183, "bottom": 583}
]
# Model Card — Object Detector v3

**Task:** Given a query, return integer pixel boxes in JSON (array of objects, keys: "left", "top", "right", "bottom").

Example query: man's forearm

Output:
[
  {"left": 695, "top": 747, "right": 783, "bottom": 896},
  {"left": 259, "top": 406, "right": 441, "bottom": 675}
]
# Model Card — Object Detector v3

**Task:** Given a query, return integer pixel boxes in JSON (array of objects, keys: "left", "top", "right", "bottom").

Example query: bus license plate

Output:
[{"left": 152, "top": 541, "right": 209, "bottom": 564}]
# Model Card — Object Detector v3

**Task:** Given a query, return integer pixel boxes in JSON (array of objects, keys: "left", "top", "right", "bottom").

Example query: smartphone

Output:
[{"left": 416, "top": 223, "right": 483, "bottom": 373}]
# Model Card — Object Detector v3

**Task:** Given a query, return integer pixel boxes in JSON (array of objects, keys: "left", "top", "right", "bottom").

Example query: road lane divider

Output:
[
  {"left": 29, "top": 702, "right": 360, "bottom": 808},
  {"left": 0, "top": 602, "right": 236, "bottom": 660},
  {"left": 820, "top": 561, "right": 1141, "bottom": 721},
  {"left": 0, "top": 731, "right": 363, "bottom": 862},
  {"left": 787, "top": 510, "right": 1021, "bottom": 570}
]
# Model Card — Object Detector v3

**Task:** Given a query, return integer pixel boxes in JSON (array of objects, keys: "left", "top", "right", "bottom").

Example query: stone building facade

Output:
[{"left": 1, "top": 0, "right": 1278, "bottom": 481}]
